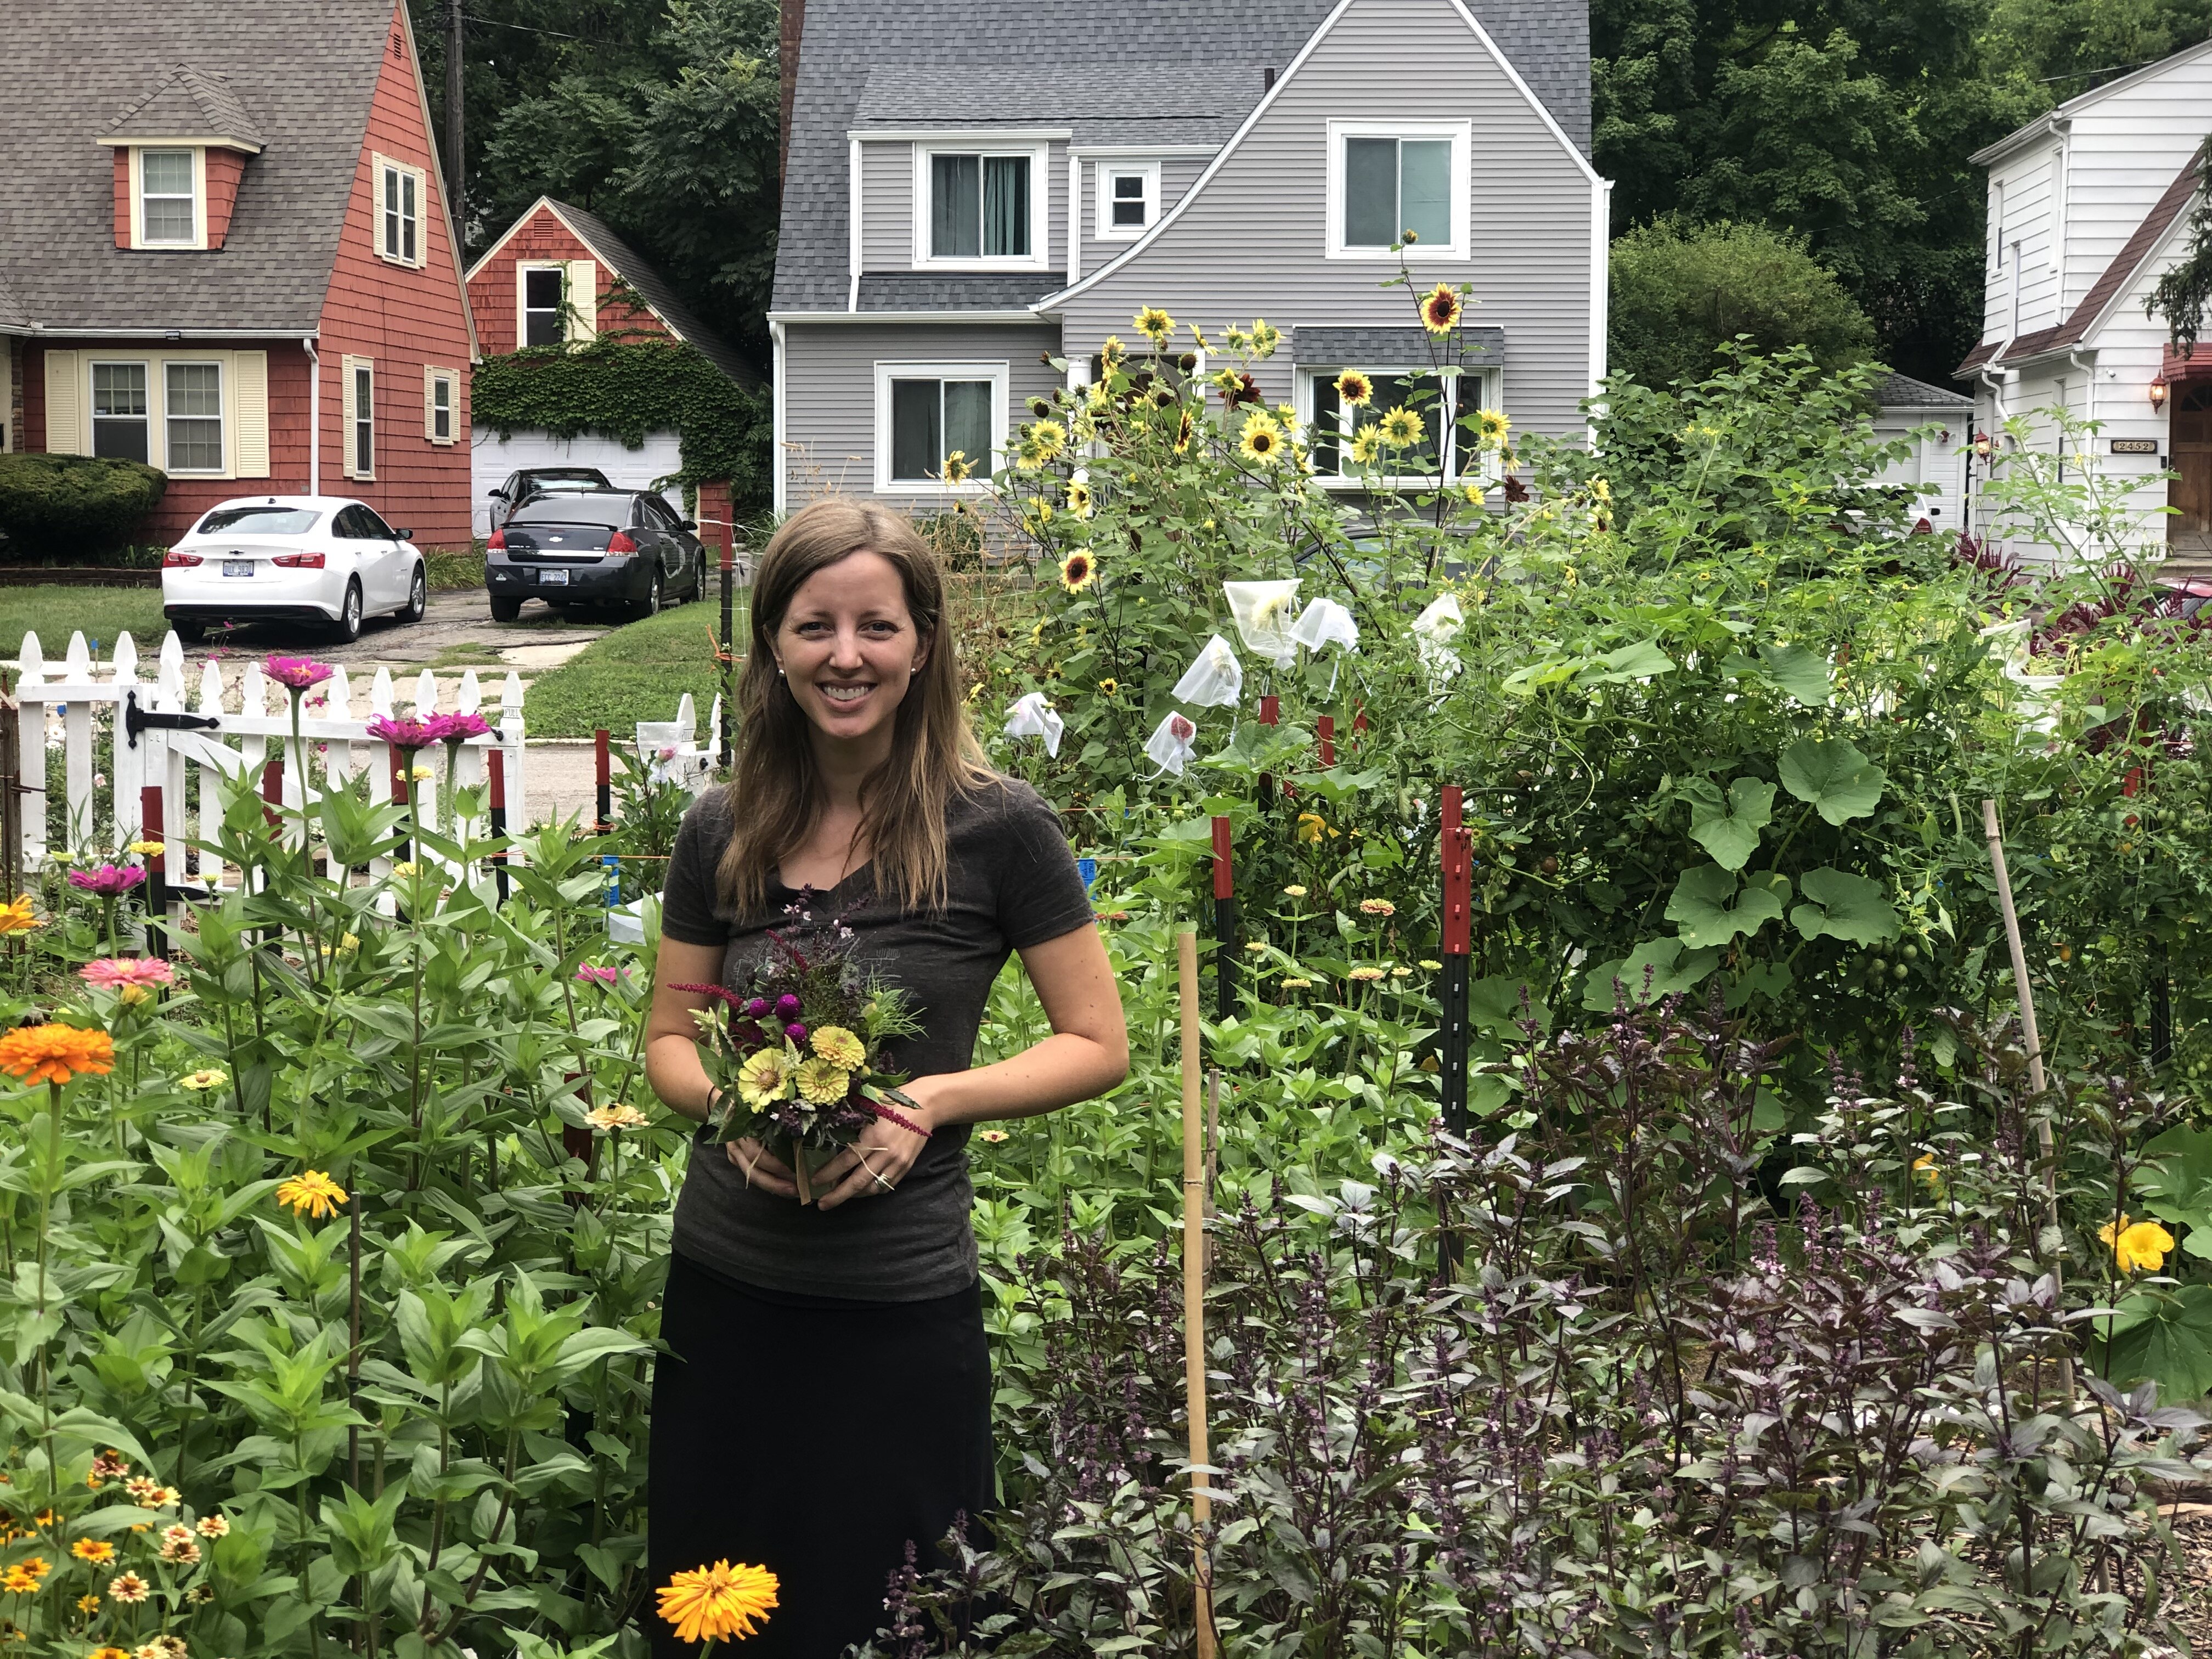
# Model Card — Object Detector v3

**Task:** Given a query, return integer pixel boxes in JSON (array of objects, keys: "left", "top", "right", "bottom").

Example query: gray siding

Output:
[
  {"left": 856, "top": 139, "right": 1070, "bottom": 281},
  {"left": 1077, "top": 155, "right": 1212, "bottom": 280},
  {"left": 1054, "top": 0, "right": 1598, "bottom": 442},
  {"left": 781, "top": 320, "right": 1063, "bottom": 511}
]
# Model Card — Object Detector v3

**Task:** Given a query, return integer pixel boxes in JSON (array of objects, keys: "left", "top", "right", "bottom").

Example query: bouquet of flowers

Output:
[{"left": 675, "top": 904, "right": 926, "bottom": 1204}]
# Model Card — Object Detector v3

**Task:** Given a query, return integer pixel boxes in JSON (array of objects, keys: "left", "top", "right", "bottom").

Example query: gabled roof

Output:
[
  {"left": 773, "top": 0, "right": 1591, "bottom": 314},
  {"left": 103, "top": 63, "right": 266, "bottom": 151},
  {"left": 467, "top": 197, "right": 760, "bottom": 386},
  {"left": 1958, "top": 144, "right": 2206, "bottom": 376},
  {"left": 0, "top": 0, "right": 397, "bottom": 335},
  {"left": 1873, "top": 373, "right": 1972, "bottom": 409},
  {"left": 1971, "top": 36, "right": 2212, "bottom": 168}
]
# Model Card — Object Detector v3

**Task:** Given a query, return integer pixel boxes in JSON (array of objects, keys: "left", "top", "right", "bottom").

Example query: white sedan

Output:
[{"left": 161, "top": 495, "right": 428, "bottom": 644}]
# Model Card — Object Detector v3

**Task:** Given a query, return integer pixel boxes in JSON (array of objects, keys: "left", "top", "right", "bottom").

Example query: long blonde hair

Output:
[{"left": 714, "top": 499, "right": 994, "bottom": 918}]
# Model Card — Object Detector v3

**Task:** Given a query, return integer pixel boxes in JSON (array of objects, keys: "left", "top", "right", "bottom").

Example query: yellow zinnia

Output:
[
  {"left": 275, "top": 1170, "right": 347, "bottom": 1220},
  {"left": 0, "top": 896, "right": 38, "bottom": 935},
  {"left": 736, "top": 1047, "right": 794, "bottom": 1111},
  {"left": 810, "top": 1025, "right": 866, "bottom": 1069},
  {"left": 70, "top": 1539, "right": 114, "bottom": 1564},
  {"left": 658, "top": 1560, "right": 778, "bottom": 1645},
  {"left": 794, "top": 1057, "right": 852, "bottom": 1106}
]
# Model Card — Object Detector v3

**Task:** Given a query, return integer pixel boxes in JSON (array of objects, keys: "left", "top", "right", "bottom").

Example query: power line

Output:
[
  {"left": 459, "top": 10, "right": 614, "bottom": 43},
  {"left": 2037, "top": 55, "right": 2165, "bottom": 84}
]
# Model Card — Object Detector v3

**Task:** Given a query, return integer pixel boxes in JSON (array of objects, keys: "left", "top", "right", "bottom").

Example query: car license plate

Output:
[
  {"left": 539, "top": 568, "right": 569, "bottom": 586},
  {"left": 224, "top": 560, "right": 253, "bottom": 578}
]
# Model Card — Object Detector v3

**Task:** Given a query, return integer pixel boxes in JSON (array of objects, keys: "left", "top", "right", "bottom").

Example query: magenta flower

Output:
[
  {"left": 81, "top": 957, "right": 175, "bottom": 988},
  {"left": 425, "top": 711, "right": 492, "bottom": 744},
  {"left": 264, "top": 655, "right": 335, "bottom": 692},
  {"left": 575, "top": 963, "right": 622, "bottom": 986},
  {"left": 366, "top": 715, "right": 434, "bottom": 749},
  {"left": 775, "top": 994, "right": 802, "bottom": 1017},
  {"left": 746, "top": 997, "right": 771, "bottom": 1018},
  {"left": 67, "top": 865, "right": 146, "bottom": 896},
  {"left": 783, "top": 1022, "right": 808, "bottom": 1043},
  {"left": 671, "top": 981, "right": 743, "bottom": 1009}
]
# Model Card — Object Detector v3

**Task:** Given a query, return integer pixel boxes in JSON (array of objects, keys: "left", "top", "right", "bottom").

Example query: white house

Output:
[{"left": 1958, "top": 40, "right": 2212, "bottom": 565}]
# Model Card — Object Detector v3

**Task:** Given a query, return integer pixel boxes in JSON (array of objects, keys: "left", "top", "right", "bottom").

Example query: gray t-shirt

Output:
[{"left": 657, "top": 777, "right": 1097, "bottom": 1301}]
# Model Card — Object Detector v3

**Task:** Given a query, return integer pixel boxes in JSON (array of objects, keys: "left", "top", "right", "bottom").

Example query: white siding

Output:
[
  {"left": 2059, "top": 116, "right": 2210, "bottom": 316},
  {"left": 1986, "top": 140, "right": 2060, "bottom": 340}
]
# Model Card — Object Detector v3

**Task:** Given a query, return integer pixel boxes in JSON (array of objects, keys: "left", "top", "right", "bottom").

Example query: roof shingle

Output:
[{"left": 105, "top": 63, "right": 266, "bottom": 149}]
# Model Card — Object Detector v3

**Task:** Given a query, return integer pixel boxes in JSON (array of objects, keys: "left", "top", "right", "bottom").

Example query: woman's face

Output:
[{"left": 771, "top": 550, "right": 929, "bottom": 750}]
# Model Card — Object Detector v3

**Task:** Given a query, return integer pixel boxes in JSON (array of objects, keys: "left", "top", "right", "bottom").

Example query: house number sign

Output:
[{"left": 2111, "top": 438, "right": 2160, "bottom": 454}]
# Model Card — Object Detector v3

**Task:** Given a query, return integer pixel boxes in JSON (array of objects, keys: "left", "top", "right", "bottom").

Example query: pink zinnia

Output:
[
  {"left": 425, "top": 711, "right": 492, "bottom": 744},
  {"left": 66, "top": 864, "right": 146, "bottom": 896},
  {"left": 367, "top": 715, "right": 433, "bottom": 749},
  {"left": 80, "top": 957, "right": 174, "bottom": 989},
  {"left": 574, "top": 963, "right": 622, "bottom": 985},
  {"left": 264, "top": 655, "right": 335, "bottom": 692}
]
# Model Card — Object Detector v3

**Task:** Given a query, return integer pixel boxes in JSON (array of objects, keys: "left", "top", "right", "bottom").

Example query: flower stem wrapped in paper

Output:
[{"left": 675, "top": 902, "right": 927, "bottom": 1204}]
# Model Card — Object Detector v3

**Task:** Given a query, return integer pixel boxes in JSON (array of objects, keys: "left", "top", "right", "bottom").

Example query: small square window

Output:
[{"left": 1096, "top": 162, "right": 1160, "bottom": 239}]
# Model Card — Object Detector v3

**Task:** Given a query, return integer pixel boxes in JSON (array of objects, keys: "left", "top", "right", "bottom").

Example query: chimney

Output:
[{"left": 778, "top": 0, "right": 805, "bottom": 191}]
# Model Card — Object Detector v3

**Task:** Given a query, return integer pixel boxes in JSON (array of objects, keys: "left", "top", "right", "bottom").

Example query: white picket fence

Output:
[{"left": 11, "top": 629, "right": 528, "bottom": 889}]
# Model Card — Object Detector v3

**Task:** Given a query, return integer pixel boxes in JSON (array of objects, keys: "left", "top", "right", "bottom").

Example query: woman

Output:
[{"left": 643, "top": 499, "right": 1127, "bottom": 1656}]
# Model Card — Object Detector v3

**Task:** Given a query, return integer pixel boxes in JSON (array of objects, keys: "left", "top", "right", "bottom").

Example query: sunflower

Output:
[
  {"left": 940, "top": 450, "right": 973, "bottom": 484},
  {"left": 810, "top": 1025, "right": 866, "bottom": 1069},
  {"left": 0, "top": 896, "right": 37, "bottom": 936},
  {"left": 1173, "top": 410, "right": 1194, "bottom": 453},
  {"left": 658, "top": 1560, "right": 779, "bottom": 1645},
  {"left": 1250, "top": 318, "right": 1280, "bottom": 357},
  {"left": 1132, "top": 307, "right": 1175, "bottom": 344},
  {"left": 1066, "top": 481, "right": 1094, "bottom": 518},
  {"left": 794, "top": 1057, "right": 851, "bottom": 1106},
  {"left": 0, "top": 1025, "right": 115, "bottom": 1086},
  {"left": 736, "top": 1047, "right": 795, "bottom": 1111},
  {"left": 1097, "top": 678, "right": 1119, "bottom": 695},
  {"left": 1420, "top": 283, "right": 1463, "bottom": 334},
  {"left": 275, "top": 1170, "right": 347, "bottom": 1220},
  {"left": 1059, "top": 550, "right": 1098, "bottom": 592},
  {"left": 1376, "top": 406, "right": 1425, "bottom": 448},
  {"left": 1239, "top": 411, "right": 1284, "bottom": 464},
  {"left": 1348, "top": 427, "right": 1383, "bottom": 466},
  {"left": 1333, "top": 370, "right": 1372, "bottom": 408},
  {"left": 1475, "top": 408, "right": 1511, "bottom": 445},
  {"left": 1025, "top": 420, "right": 1067, "bottom": 464},
  {"left": 1099, "top": 335, "right": 1127, "bottom": 368}
]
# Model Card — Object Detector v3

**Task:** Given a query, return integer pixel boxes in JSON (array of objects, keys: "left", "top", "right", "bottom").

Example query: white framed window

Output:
[
  {"left": 1096, "top": 161, "right": 1160, "bottom": 239},
  {"left": 376, "top": 155, "right": 426, "bottom": 266},
  {"left": 872, "top": 361, "right": 1007, "bottom": 492},
  {"left": 915, "top": 144, "right": 1048, "bottom": 268},
  {"left": 1301, "top": 365, "right": 1501, "bottom": 489},
  {"left": 519, "top": 264, "right": 567, "bottom": 347},
  {"left": 424, "top": 366, "right": 458, "bottom": 444},
  {"left": 136, "top": 146, "right": 201, "bottom": 247},
  {"left": 342, "top": 356, "right": 375, "bottom": 480},
  {"left": 1324, "top": 121, "right": 1470, "bottom": 259},
  {"left": 163, "top": 361, "right": 225, "bottom": 474},
  {"left": 91, "top": 362, "right": 151, "bottom": 462}
]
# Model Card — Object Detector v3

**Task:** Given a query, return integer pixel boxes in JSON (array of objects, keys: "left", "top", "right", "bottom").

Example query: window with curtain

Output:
[
  {"left": 165, "top": 363, "right": 224, "bottom": 472},
  {"left": 1342, "top": 136, "right": 1452, "bottom": 249},
  {"left": 140, "top": 148, "right": 196, "bottom": 244},
  {"left": 92, "top": 364, "right": 150, "bottom": 462},
  {"left": 888, "top": 377, "right": 994, "bottom": 482},
  {"left": 1310, "top": 369, "right": 1455, "bottom": 479},
  {"left": 929, "top": 153, "right": 1032, "bottom": 259}
]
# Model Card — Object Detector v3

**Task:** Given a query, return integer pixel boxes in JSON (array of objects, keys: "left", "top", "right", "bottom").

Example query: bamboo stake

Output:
[
  {"left": 1981, "top": 798, "right": 2072, "bottom": 1400},
  {"left": 1177, "top": 928, "right": 1217, "bottom": 1658}
]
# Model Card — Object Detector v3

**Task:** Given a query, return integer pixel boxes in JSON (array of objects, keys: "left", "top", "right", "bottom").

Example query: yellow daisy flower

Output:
[{"left": 274, "top": 1171, "right": 347, "bottom": 1220}]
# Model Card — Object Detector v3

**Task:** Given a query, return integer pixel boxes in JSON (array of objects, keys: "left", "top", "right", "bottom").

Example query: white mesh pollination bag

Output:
[
  {"left": 1171, "top": 633, "right": 1244, "bottom": 708},
  {"left": 1002, "top": 690, "right": 1064, "bottom": 759},
  {"left": 1145, "top": 710, "right": 1199, "bottom": 776},
  {"left": 1412, "top": 592, "right": 1465, "bottom": 686},
  {"left": 1223, "top": 578, "right": 1302, "bottom": 667},
  {"left": 1290, "top": 595, "right": 1359, "bottom": 691}
]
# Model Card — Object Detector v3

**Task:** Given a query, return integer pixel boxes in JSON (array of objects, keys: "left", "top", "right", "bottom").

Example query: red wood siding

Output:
[
  {"left": 205, "top": 149, "right": 246, "bottom": 250},
  {"left": 312, "top": 0, "right": 474, "bottom": 548},
  {"left": 20, "top": 338, "right": 313, "bottom": 544},
  {"left": 467, "top": 205, "right": 677, "bottom": 355},
  {"left": 112, "top": 150, "right": 129, "bottom": 249}
]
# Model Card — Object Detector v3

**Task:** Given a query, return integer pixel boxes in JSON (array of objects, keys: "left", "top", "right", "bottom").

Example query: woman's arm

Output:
[
  {"left": 812, "top": 922, "right": 1128, "bottom": 1212},
  {"left": 644, "top": 938, "right": 800, "bottom": 1197}
]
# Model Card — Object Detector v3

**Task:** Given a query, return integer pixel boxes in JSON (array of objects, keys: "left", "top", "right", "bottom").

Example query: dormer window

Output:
[
  {"left": 139, "top": 148, "right": 199, "bottom": 245},
  {"left": 917, "top": 143, "right": 1048, "bottom": 267}
]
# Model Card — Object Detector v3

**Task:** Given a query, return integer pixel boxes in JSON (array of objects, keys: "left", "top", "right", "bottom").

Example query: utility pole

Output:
[{"left": 445, "top": 0, "right": 465, "bottom": 253}]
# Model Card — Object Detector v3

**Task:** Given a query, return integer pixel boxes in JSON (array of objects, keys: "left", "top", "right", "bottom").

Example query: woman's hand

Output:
[
  {"left": 724, "top": 1135, "right": 802, "bottom": 1200},
  {"left": 812, "top": 1078, "right": 942, "bottom": 1212}
]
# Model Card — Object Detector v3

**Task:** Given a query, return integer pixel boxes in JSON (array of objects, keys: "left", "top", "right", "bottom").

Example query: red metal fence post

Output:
[{"left": 1211, "top": 815, "right": 1237, "bottom": 1021}]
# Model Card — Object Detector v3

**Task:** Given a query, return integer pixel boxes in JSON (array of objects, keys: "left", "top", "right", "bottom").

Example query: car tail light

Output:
[
  {"left": 607, "top": 530, "right": 639, "bottom": 554},
  {"left": 272, "top": 552, "right": 326, "bottom": 568},
  {"left": 162, "top": 550, "right": 202, "bottom": 568},
  {"left": 487, "top": 528, "right": 507, "bottom": 550}
]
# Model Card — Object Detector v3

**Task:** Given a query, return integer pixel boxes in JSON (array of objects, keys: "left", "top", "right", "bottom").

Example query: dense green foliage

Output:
[
  {"left": 0, "top": 454, "right": 168, "bottom": 561},
  {"left": 471, "top": 338, "right": 772, "bottom": 516},
  {"left": 1609, "top": 218, "right": 1877, "bottom": 389}
]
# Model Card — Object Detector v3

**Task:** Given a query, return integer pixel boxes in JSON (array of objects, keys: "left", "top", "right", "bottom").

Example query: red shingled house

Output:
[{"left": 0, "top": 0, "right": 478, "bottom": 547}]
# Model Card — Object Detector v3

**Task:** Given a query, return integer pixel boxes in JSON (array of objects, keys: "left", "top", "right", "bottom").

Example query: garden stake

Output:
[
  {"left": 141, "top": 785, "right": 168, "bottom": 961},
  {"left": 1177, "top": 927, "right": 1218, "bottom": 1659},
  {"left": 1980, "top": 798, "right": 2072, "bottom": 1401},
  {"left": 1317, "top": 714, "right": 1335, "bottom": 766},
  {"left": 1256, "top": 693, "right": 1278, "bottom": 811},
  {"left": 595, "top": 727, "right": 613, "bottom": 834},
  {"left": 719, "top": 537, "right": 738, "bottom": 769},
  {"left": 488, "top": 748, "right": 510, "bottom": 905},
  {"left": 1438, "top": 786, "right": 1473, "bottom": 1277},
  {"left": 1211, "top": 816, "right": 1237, "bottom": 1021},
  {"left": 388, "top": 744, "right": 410, "bottom": 862}
]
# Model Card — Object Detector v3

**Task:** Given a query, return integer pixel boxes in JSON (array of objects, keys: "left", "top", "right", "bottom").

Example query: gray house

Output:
[{"left": 768, "top": 0, "right": 1603, "bottom": 515}]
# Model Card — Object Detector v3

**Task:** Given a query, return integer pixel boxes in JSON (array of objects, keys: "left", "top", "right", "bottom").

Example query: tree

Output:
[{"left": 1610, "top": 220, "right": 1876, "bottom": 391}]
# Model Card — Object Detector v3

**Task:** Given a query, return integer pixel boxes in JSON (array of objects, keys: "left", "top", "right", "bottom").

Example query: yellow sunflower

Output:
[
  {"left": 1066, "top": 481, "right": 1094, "bottom": 518},
  {"left": 1059, "top": 550, "right": 1098, "bottom": 592},
  {"left": 1377, "top": 406, "right": 1425, "bottom": 448},
  {"left": 1240, "top": 411, "right": 1284, "bottom": 464},
  {"left": 940, "top": 449, "right": 973, "bottom": 484},
  {"left": 1133, "top": 307, "right": 1175, "bottom": 344},
  {"left": 1348, "top": 427, "right": 1383, "bottom": 466},
  {"left": 1250, "top": 318, "right": 1280, "bottom": 357},
  {"left": 736, "top": 1046, "right": 795, "bottom": 1110},
  {"left": 1024, "top": 420, "right": 1067, "bottom": 464},
  {"left": 1420, "top": 283, "right": 1464, "bottom": 334},
  {"left": 810, "top": 1025, "right": 866, "bottom": 1069},
  {"left": 1099, "top": 335, "right": 1127, "bottom": 368},
  {"left": 1173, "top": 409, "right": 1194, "bottom": 453},
  {"left": 794, "top": 1057, "right": 851, "bottom": 1107},
  {"left": 1475, "top": 408, "right": 1511, "bottom": 445},
  {"left": 1333, "top": 370, "right": 1372, "bottom": 408}
]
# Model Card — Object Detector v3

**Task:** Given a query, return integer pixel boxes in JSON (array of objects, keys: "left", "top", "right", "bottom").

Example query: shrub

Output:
[{"left": 0, "top": 451, "right": 167, "bottom": 560}]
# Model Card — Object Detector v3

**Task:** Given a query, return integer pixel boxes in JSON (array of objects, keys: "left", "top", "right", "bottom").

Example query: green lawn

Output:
[
  {"left": 522, "top": 594, "right": 744, "bottom": 740},
  {"left": 3, "top": 585, "right": 170, "bottom": 661}
]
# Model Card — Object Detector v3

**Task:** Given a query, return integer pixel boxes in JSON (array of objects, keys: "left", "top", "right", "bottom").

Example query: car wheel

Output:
[
  {"left": 401, "top": 563, "right": 428, "bottom": 623},
  {"left": 331, "top": 579, "right": 364, "bottom": 644},
  {"left": 631, "top": 569, "right": 663, "bottom": 623},
  {"left": 169, "top": 617, "right": 206, "bottom": 645},
  {"left": 489, "top": 596, "right": 522, "bottom": 623}
]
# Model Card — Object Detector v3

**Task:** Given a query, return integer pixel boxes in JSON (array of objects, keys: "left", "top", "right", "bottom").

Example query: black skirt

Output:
[{"left": 647, "top": 1252, "right": 995, "bottom": 1658}]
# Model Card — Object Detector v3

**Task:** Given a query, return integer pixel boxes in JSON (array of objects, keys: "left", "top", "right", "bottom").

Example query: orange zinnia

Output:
[{"left": 0, "top": 1025, "right": 115, "bottom": 1086}]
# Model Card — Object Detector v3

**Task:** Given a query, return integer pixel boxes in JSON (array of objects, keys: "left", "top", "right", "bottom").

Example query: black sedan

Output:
[{"left": 486, "top": 490, "right": 706, "bottom": 622}]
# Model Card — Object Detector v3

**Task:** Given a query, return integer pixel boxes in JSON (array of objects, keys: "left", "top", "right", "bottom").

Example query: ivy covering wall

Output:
[{"left": 471, "top": 338, "right": 771, "bottom": 522}]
